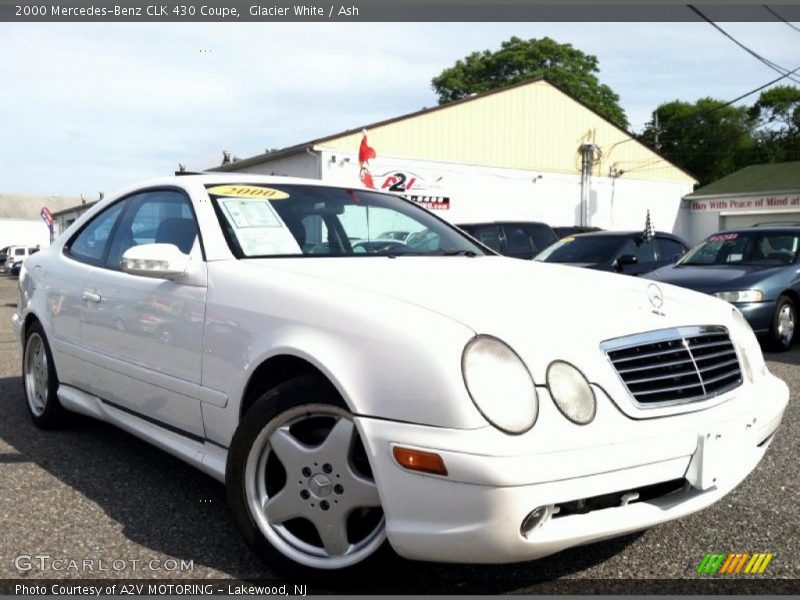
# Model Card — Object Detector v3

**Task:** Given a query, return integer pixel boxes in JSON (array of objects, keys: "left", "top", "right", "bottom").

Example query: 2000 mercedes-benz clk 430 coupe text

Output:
[{"left": 12, "top": 175, "right": 788, "bottom": 572}]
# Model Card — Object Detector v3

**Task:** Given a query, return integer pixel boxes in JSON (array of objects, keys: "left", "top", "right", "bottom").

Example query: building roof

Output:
[
  {"left": 209, "top": 77, "right": 696, "bottom": 185},
  {"left": 51, "top": 200, "right": 98, "bottom": 218},
  {"left": 0, "top": 194, "right": 84, "bottom": 220},
  {"left": 687, "top": 161, "right": 800, "bottom": 198}
]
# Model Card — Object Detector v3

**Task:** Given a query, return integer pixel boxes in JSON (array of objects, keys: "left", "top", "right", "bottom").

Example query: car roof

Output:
[
  {"left": 568, "top": 230, "right": 680, "bottom": 239},
  {"left": 136, "top": 173, "right": 378, "bottom": 191},
  {"left": 457, "top": 220, "right": 553, "bottom": 227},
  {"left": 713, "top": 226, "right": 800, "bottom": 235}
]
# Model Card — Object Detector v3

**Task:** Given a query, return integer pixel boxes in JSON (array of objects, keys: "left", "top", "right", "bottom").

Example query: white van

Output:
[{"left": 3, "top": 246, "right": 39, "bottom": 274}]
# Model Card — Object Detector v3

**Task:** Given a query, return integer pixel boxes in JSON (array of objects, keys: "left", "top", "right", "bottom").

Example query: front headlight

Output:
[
  {"left": 462, "top": 336, "right": 538, "bottom": 434},
  {"left": 714, "top": 290, "right": 763, "bottom": 303},
  {"left": 546, "top": 361, "right": 596, "bottom": 424}
]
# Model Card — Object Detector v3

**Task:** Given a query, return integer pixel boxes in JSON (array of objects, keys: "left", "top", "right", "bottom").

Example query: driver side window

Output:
[
  {"left": 105, "top": 191, "right": 197, "bottom": 269},
  {"left": 68, "top": 202, "right": 126, "bottom": 265}
]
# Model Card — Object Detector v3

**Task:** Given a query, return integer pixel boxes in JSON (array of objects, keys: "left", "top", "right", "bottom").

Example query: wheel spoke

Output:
[
  {"left": 269, "top": 426, "right": 315, "bottom": 474},
  {"left": 311, "top": 513, "right": 350, "bottom": 557},
  {"left": 341, "top": 470, "right": 381, "bottom": 510},
  {"left": 264, "top": 489, "right": 305, "bottom": 524},
  {"left": 317, "top": 417, "right": 355, "bottom": 460}
]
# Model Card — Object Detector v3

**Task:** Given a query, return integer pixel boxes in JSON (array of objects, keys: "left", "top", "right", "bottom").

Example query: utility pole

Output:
[
  {"left": 653, "top": 110, "right": 661, "bottom": 150},
  {"left": 579, "top": 143, "right": 597, "bottom": 227}
]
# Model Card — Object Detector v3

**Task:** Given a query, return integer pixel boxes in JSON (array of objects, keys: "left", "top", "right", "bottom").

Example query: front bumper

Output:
[
  {"left": 10, "top": 312, "right": 23, "bottom": 345},
  {"left": 356, "top": 372, "right": 788, "bottom": 564},
  {"left": 735, "top": 300, "right": 776, "bottom": 335}
]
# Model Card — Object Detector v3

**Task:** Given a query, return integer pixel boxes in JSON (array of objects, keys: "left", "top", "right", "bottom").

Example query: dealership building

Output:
[
  {"left": 0, "top": 193, "right": 82, "bottom": 249},
  {"left": 683, "top": 161, "right": 800, "bottom": 241},
  {"left": 209, "top": 78, "right": 700, "bottom": 240}
]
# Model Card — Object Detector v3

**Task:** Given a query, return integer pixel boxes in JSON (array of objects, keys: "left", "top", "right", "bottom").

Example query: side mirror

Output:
[
  {"left": 121, "top": 243, "right": 189, "bottom": 280},
  {"left": 614, "top": 254, "right": 638, "bottom": 272}
]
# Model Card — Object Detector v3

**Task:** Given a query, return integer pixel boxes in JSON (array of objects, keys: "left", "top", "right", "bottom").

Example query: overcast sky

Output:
[{"left": 1, "top": 20, "right": 798, "bottom": 197}]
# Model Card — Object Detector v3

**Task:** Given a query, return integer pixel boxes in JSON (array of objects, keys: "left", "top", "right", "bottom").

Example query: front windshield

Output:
[
  {"left": 679, "top": 231, "right": 800, "bottom": 267},
  {"left": 534, "top": 235, "right": 625, "bottom": 263},
  {"left": 207, "top": 183, "right": 486, "bottom": 258}
]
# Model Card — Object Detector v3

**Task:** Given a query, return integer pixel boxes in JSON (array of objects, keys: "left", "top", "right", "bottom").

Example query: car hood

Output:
[
  {"left": 647, "top": 263, "right": 785, "bottom": 293},
  {"left": 245, "top": 256, "right": 734, "bottom": 382}
]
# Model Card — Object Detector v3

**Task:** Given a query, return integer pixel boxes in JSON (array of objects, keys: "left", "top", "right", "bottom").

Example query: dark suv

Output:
[{"left": 457, "top": 221, "right": 558, "bottom": 259}]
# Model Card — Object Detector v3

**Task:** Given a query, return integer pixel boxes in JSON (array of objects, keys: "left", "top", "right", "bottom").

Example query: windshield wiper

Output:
[{"left": 383, "top": 249, "right": 479, "bottom": 258}]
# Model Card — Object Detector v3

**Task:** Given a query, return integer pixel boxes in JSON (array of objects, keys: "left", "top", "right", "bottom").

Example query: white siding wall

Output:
[
  {"left": 318, "top": 151, "right": 692, "bottom": 236},
  {"left": 0, "top": 219, "right": 52, "bottom": 249}
]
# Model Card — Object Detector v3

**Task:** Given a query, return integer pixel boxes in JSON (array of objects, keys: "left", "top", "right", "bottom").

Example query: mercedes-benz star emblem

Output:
[{"left": 647, "top": 283, "right": 664, "bottom": 311}]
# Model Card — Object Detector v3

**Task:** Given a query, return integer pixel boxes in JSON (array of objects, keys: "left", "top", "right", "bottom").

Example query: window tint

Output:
[
  {"left": 14, "top": 249, "right": 25, "bottom": 256},
  {"left": 465, "top": 225, "right": 502, "bottom": 253},
  {"left": 106, "top": 190, "right": 197, "bottom": 268},
  {"left": 69, "top": 202, "right": 125, "bottom": 263},
  {"left": 528, "top": 224, "right": 558, "bottom": 251},
  {"left": 656, "top": 237, "right": 686, "bottom": 261},
  {"left": 619, "top": 237, "right": 656, "bottom": 263},
  {"left": 681, "top": 232, "right": 800, "bottom": 266},
  {"left": 503, "top": 225, "right": 535, "bottom": 257},
  {"left": 535, "top": 236, "right": 625, "bottom": 263}
]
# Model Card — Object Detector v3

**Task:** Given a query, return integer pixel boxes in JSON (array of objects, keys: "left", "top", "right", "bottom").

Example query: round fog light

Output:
[{"left": 520, "top": 505, "right": 553, "bottom": 538}]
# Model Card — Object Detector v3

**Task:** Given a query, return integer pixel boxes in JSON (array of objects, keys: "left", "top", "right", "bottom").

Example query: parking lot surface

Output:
[{"left": 0, "top": 274, "right": 797, "bottom": 592}]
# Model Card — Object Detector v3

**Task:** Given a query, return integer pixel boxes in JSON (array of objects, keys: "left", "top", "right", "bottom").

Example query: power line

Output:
[
  {"left": 604, "top": 62, "right": 800, "bottom": 158},
  {"left": 688, "top": 5, "right": 800, "bottom": 85},
  {"left": 701, "top": 65, "right": 800, "bottom": 116},
  {"left": 763, "top": 5, "right": 800, "bottom": 33}
]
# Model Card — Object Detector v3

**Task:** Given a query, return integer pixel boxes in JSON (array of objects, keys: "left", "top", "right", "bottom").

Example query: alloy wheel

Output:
[
  {"left": 244, "top": 404, "right": 385, "bottom": 569},
  {"left": 24, "top": 333, "right": 49, "bottom": 417},
  {"left": 778, "top": 303, "right": 795, "bottom": 346}
]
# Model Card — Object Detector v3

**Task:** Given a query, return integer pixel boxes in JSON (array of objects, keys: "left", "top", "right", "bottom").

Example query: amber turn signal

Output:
[{"left": 392, "top": 446, "right": 448, "bottom": 476}]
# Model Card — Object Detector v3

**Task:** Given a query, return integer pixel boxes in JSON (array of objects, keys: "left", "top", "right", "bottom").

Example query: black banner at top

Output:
[{"left": 2, "top": 0, "right": 800, "bottom": 22}]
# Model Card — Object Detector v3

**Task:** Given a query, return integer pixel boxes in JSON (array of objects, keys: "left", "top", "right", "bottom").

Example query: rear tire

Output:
[
  {"left": 226, "top": 375, "right": 391, "bottom": 576},
  {"left": 768, "top": 295, "right": 796, "bottom": 352},
  {"left": 23, "top": 321, "right": 67, "bottom": 428}
]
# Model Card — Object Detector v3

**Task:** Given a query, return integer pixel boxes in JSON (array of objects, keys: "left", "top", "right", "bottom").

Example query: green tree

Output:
[
  {"left": 638, "top": 98, "right": 756, "bottom": 186},
  {"left": 431, "top": 36, "right": 629, "bottom": 128},
  {"left": 750, "top": 85, "right": 800, "bottom": 163}
]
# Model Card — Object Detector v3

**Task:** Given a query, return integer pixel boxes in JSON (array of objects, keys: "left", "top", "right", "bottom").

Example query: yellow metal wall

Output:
[{"left": 317, "top": 80, "right": 696, "bottom": 185}]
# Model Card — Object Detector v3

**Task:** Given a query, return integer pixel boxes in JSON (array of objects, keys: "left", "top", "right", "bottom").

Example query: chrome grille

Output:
[{"left": 602, "top": 326, "right": 742, "bottom": 406}]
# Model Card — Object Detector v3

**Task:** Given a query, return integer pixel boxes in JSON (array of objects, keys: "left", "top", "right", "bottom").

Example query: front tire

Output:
[
  {"left": 768, "top": 295, "right": 796, "bottom": 352},
  {"left": 23, "top": 322, "right": 67, "bottom": 428},
  {"left": 226, "top": 375, "right": 388, "bottom": 575}
]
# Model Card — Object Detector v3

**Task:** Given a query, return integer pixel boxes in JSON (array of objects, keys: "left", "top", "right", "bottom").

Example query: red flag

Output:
[
  {"left": 359, "top": 133, "right": 376, "bottom": 163},
  {"left": 358, "top": 131, "right": 376, "bottom": 188}
]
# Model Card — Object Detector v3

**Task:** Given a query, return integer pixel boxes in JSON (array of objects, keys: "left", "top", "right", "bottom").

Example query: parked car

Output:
[
  {"left": 646, "top": 226, "right": 800, "bottom": 351},
  {"left": 535, "top": 231, "right": 689, "bottom": 276},
  {"left": 553, "top": 225, "right": 603, "bottom": 239},
  {"left": 4, "top": 245, "right": 39, "bottom": 275},
  {"left": 13, "top": 175, "right": 787, "bottom": 574},
  {"left": 457, "top": 221, "right": 558, "bottom": 259},
  {"left": 0, "top": 246, "right": 10, "bottom": 271}
]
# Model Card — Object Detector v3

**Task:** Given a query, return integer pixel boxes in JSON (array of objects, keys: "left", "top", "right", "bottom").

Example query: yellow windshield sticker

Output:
[
  {"left": 562, "top": 237, "right": 575, "bottom": 242},
  {"left": 207, "top": 185, "right": 290, "bottom": 200}
]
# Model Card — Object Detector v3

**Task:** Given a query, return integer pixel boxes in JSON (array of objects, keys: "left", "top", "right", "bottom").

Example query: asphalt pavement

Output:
[{"left": 0, "top": 273, "right": 797, "bottom": 593}]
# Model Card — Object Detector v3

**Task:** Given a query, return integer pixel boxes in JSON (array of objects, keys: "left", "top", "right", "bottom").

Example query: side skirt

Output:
[{"left": 57, "top": 385, "right": 227, "bottom": 483}]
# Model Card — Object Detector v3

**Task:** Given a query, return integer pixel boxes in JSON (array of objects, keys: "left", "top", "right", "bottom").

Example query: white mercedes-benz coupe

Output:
[{"left": 12, "top": 174, "right": 788, "bottom": 573}]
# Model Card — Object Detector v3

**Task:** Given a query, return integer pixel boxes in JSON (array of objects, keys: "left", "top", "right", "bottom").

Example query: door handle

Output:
[{"left": 82, "top": 290, "right": 102, "bottom": 303}]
